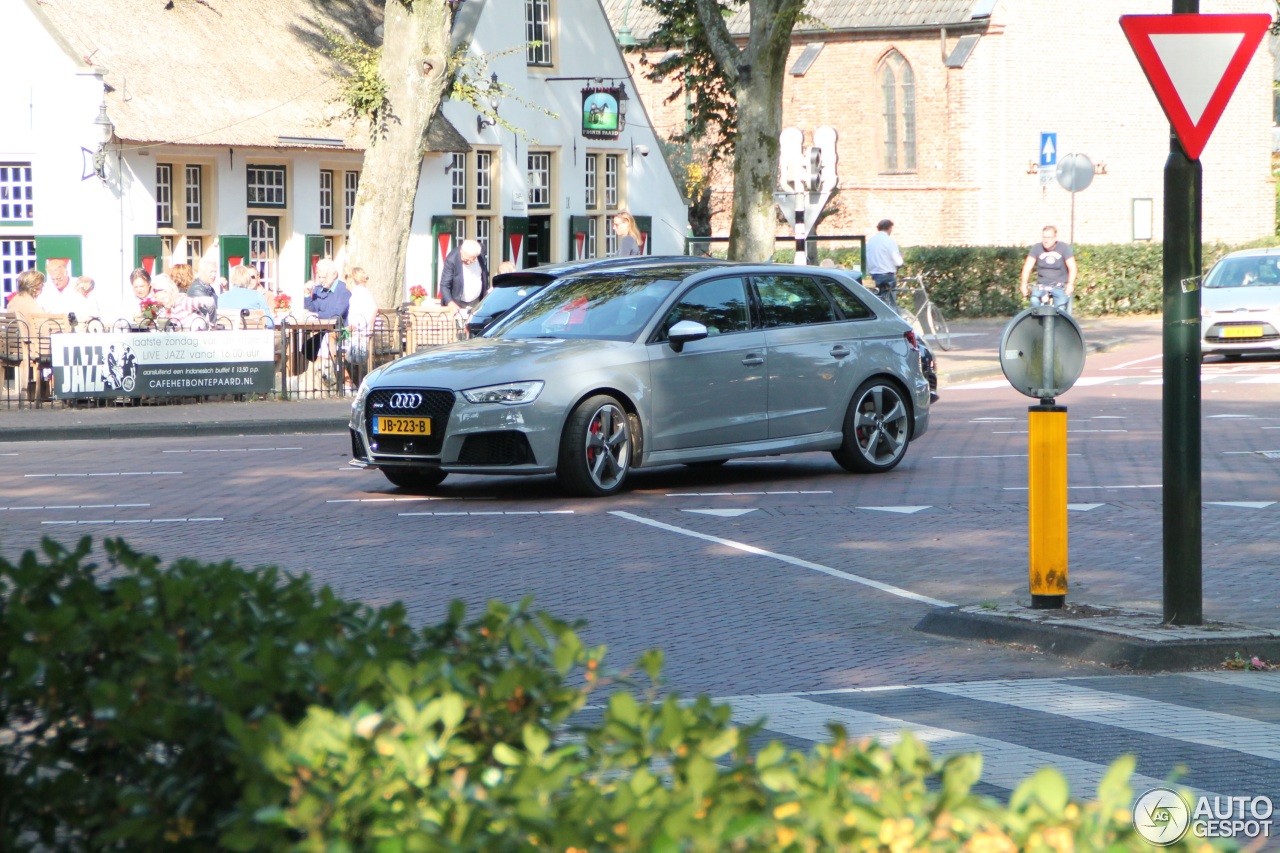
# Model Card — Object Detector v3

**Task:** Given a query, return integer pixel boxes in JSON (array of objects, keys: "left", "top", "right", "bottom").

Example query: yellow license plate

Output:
[
  {"left": 374, "top": 416, "right": 432, "bottom": 436},
  {"left": 1223, "top": 325, "right": 1264, "bottom": 338}
]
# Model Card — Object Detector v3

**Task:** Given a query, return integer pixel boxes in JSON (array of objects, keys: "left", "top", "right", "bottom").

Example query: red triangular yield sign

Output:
[{"left": 1120, "top": 14, "right": 1269, "bottom": 160}]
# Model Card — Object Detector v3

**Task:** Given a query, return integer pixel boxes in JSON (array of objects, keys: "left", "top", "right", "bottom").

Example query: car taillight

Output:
[{"left": 904, "top": 330, "right": 920, "bottom": 351}]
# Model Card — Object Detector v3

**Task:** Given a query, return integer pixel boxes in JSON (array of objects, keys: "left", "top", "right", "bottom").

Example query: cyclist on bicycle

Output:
[
  {"left": 866, "top": 219, "right": 904, "bottom": 307},
  {"left": 1020, "top": 225, "right": 1076, "bottom": 311}
]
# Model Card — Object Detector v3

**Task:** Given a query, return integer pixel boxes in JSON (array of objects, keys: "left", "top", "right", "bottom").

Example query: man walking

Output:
[
  {"left": 439, "top": 240, "right": 490, "bottom": 321},
  {"left": 866, "top": 219, "right": 904, "bottom": 307},
  {"left": 1020, "top": 225, "right": 1077, "bottom": 311}
]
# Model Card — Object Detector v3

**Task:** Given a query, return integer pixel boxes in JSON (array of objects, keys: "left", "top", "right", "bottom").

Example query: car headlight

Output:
[{"left": 461, "top": 380, "right": 544, "bottom": 405}]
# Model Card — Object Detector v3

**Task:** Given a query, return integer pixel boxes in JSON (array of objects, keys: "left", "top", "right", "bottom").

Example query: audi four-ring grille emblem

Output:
[{"left": 389, "top": 393, "right": 423, "bottom": 409}]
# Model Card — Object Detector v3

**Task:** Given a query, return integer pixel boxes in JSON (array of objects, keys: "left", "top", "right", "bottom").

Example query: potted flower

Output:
[
  {"left": 409, "top": 285, "right": 428, "bottom": 307},
  {"left": 138, "top": 297, "right": 163, "bottom": 324},
  {"left": 273, "top": 292, "right": 292, "bottom": 314}
]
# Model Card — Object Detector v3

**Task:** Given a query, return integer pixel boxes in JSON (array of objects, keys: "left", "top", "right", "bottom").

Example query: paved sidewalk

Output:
[{"left": 0, "top": 314, "right": 1161, "bottom": 443}]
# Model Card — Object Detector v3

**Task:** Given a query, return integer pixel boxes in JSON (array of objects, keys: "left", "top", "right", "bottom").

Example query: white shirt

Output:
[
  {"left": 866, "top": 231, "right": 904, "bottom": 275},
  {"left": 346, "top": 286, "right": 378, "bottom": 333},
  {"left": 461, "top": 261, "right": 484, "bottom": 303},
  {"left": 37, "top": 281, "right": 79, "bottom": 314}
]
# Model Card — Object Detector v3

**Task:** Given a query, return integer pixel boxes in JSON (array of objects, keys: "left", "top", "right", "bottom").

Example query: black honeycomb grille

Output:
[
  {"left": 366, "top": 388, "right": 455, "bottom": 456},
  {"left": 458, "top": 431, "right": 534, "bottom": 466}
]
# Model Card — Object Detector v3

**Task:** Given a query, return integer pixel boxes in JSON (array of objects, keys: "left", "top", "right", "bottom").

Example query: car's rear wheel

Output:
[
  {"left": 557, "top": 395, "right": 631, "bottom": 496},
  {"left": 832, "top": 379, "right": 911, "bottom": 473},
  {"left": 382, "top": 467, "right": 448, "bottom": 491}
]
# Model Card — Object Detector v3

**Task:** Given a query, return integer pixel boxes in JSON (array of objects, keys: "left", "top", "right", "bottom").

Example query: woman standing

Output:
[{"left": 612, "top": 211, "right": 642, "bottom": 257}]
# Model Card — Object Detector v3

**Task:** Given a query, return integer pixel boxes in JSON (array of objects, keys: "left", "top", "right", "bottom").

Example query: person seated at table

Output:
[
  {"left": 220, "top": 264, "right": 270, "bottom": 314},
  {"left": 70, "top": 276, "right": 103, "bottom": 323},
  {"left": 169, "top": 263, "right": 217, "bottom": 327},
  {"left": 7, "top": 269, "right": 44, "bottom": 326},
  {"left": 344, "top": 266, "right": 378, "bottom": 389},
  {"left": 151, "top": 273, "right": 215, "bottom": 328}
]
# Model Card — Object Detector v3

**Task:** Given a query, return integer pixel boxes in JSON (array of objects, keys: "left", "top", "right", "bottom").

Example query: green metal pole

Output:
[{"left": 1163, "top": 0, "right": 1203, "bottom": 625}]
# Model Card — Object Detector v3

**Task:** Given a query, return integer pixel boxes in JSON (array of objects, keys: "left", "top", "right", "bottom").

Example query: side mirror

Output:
[{"left": 668, "top": 319, "right": 708, "bottom": 353}]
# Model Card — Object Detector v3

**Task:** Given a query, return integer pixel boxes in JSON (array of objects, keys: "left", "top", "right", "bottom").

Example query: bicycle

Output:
[{"left": 890, "top": 273, "right": 952, "bottom": 351}]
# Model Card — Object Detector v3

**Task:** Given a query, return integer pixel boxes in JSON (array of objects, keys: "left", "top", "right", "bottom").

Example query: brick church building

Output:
[{"left": 603, "top": 0, "right": 1276, "bottom": 248}]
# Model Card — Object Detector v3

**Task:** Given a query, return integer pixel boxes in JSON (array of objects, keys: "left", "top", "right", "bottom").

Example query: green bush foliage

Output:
[
  {"left": 803, "top": 237, "right": 1280, "bottom": 318},
  {"left": 1, "top": 539, "right": 1230, "bottom": 851}
]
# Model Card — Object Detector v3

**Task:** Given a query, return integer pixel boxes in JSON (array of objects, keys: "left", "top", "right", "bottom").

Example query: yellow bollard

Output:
[{"left": 1028, "top": 404, "right": 1068, "bottom": 608}]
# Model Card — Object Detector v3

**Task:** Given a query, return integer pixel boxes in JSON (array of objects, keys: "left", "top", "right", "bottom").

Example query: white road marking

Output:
[
  {"left": 1208, "top": 414, "right": 1258, "bottom": 419},
  {"left": 1004, "top": 485, "right": 1160, "bottom": 491},
  {"left": 326, "top": 496, "right": 493, "bottom": 504},
  {"left": 724, "top": 693, "right": 1211, "bottom": 800},
  {"left": 926, "top": 680, "right": 1280, "bottom": 763},
  {"left": 398, "top": 510, "right": 574, "bottom": 516},
  {"left": 610, "top": 511, "right": 954, "bottom": 608},
  {"left": 992, "top": 429, "right": 1128, "bottom": 434},
  {"left": 25, "top": 471, "right": 182, "bottom": 478},
  {"left": 1068, "top": 503, "right": 1107, "bottom": 511},
  {"left": 0, "top": 503, "right": 150, "bottom": 512},
  {"left": 41, "top": 517, "right": 223, "bottom": 525},
  {"left": 1105, "top": 354, "right": 1162, "bottom": 370},
  {"left": 683, "top": 508, "right": 758, "bottom": 517},
  {"left": 970, "top": 417, "right": 1016, "bottom": 421},
  {"left": 163, "top": 447, "right": 302, "bottom": 453},
  {"left": 1206, "top": 501, "right": 1275, "bottom": 509},
  {"left": 856, "top": 506, "right": 931, "bottom": 514},
  {"left": 933, "top": 454, "right": 1084, "bottom": 459},
  {"left": 665, "top": 491, "right": 832, "bottom": 497}
]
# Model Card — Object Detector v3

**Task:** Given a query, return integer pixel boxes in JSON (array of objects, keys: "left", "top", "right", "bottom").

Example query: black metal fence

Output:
[{"left": 0, "top": 308, "right": 465, "bottom": 410}]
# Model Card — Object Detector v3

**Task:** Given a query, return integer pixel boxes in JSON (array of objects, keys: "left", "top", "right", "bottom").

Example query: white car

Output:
[{"left": 1201, "top": 248, "right": 1280, "bottom": 360}]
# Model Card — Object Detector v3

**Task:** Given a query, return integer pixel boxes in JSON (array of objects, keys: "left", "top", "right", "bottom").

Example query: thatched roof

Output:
[
  {"left": 29, "top": 0, "right": 467, "bottom": 152},
  {"left": 601, "top": 0, "right": 989, "bottom": 43}
]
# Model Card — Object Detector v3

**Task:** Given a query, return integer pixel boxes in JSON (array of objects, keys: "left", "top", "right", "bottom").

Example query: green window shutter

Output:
[
  {"left": 218, "top": 235, "right": 250, "bottom": 280},
  {"left": 305, "top": 235, "right": 326, "bottom": 281},
  {"left": 502, "top": 217, "right": 528, "bottom": 267},
  {"left": 35, "top": 236, "right": 83, "bottom": 277},
  {"left": 133, "top": 235, "right": 164, "bottom": 275},
  {"left": 430, "top": 216, "right": 458, "bottom": 299}
]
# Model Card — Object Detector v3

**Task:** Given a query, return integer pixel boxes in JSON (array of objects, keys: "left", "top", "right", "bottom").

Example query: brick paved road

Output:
[{"left": 3, "top": 334, "right": 1279, "bottom": 823}]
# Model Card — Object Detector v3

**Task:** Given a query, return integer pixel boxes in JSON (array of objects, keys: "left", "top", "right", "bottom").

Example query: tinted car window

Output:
[
  {"left": 753, "top": 274, "right": 838, "bottom": 327},
  {"left": 659, "top": 277, "right": 750, "bottom": 339},
  {"left": 1204, "top": 255, "right": 1280, "bottom": 288},
  {"left": 492, "top": 272, "right": 681, "bottom": 341},
  {"left": 822, "top": 278, "right": 874, "bottom": 320}
]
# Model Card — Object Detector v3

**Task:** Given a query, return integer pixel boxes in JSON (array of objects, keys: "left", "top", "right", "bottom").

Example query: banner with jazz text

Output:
[{"left": 51, "top": 331, "right": 275, "bottom": 399}]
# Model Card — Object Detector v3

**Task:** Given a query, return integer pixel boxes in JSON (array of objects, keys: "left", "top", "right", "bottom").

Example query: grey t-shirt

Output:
[{"left": 1029, "top": 241, "right": 1073, "bottom": 287}]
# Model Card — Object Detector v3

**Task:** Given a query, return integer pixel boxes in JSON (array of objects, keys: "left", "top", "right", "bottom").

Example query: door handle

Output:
[
  {"left": 830, "top": 346, "right": 851, "bottom": 358},
  {"left": 742, "top": 354, "right": 764, "bottom": 366}
]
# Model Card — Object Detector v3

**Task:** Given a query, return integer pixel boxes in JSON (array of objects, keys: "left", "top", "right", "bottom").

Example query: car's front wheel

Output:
[
  {"left": 557, "top": 394, "right": 632, "bottom": 496},
  {"left": 382, "top": 466, "right": 448, "bottom": 491},
  {"left": 832, "top": 379, "right": 911, "bottom": 473}
]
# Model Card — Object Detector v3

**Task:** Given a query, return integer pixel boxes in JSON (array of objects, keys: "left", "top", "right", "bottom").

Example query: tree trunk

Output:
[
  {"left": 726, "top": 50, "right": 787, "bottom": 262},
  {"left": 345, "top": 1, "right": 452, "bottom": 309}
]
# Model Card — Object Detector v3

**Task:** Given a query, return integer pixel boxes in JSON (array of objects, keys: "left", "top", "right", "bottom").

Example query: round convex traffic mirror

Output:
[{"left": 999, "top": 307, "right": 1086, "bottom": 400}]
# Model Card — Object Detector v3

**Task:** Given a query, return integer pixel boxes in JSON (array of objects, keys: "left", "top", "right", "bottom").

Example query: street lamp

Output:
[
  {"left": 476, "top": 72, "right": 501, "bottom": 134},
  {"left": 92, "top": 99, "right": 114, "bottom": 181},
  {"left": 616, "top": 0, "right": 639, "bottom": 47}
]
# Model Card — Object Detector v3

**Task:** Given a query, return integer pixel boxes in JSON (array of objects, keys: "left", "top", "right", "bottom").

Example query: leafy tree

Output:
[{"left": 640, "top": 0, "right": 806, "bottom": 261}]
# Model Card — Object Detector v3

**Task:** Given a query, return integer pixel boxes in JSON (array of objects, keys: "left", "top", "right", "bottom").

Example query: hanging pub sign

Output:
[{"left": 582, "top": 86, "right": 624, "bottom": 140}]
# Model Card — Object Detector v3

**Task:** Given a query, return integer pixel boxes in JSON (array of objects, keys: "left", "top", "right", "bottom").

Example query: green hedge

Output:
[
  {"left": 811, "top": 238, "right": 1280, "bottom": 318},
  {"left": 1, "top": 539, "right": 1230, "bottom": 851}
]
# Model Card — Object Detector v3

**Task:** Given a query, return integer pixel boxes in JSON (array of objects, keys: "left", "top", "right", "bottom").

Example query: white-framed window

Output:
[
  {"left": 526, "top": 0, "right": 553, "bottom": 65},
  {"left": 476, "top": 217, "right": 491, "bottom": 261},
  {"left": 587, "top": 218, "right": 597, "bottom": 259},
  {"left": 476, "top": 151, "right": 492, "bottom": 209},
  {"left": 184, "top": 165, "right": 203, "bottom": 228},
  {"left": 324, "top": 236, "right": 335, "bottom": 258},
  {"left": 604, "top": 154, "right": 619, "bottom": 209},
  {"left": 319, "top": 170, "right": 334, "bottom": 229},
  {"left": 450, "top": 153, "right": 467, "bottom": 209},
  {"left": 879, "top": 50, "right": 917, "bottom": 173},
  {"left": 247, "top": 165, "right": 286, "bottom": 207},
  {"left": 161, "top": 236, "right": 174, "bottom": 260},
  {"left": 155, "top": 164, "right": 173, "bottom": 227},
  {"left": 344, "top": 170, "right": 359, "bottom": 229},
  {"left": 0, "top": 163, "right": 33, "bottom": 224},
  {"left": 585, "top": 154, "right": 598, "bottom": 209},
  {"left": 454, "top": 219, "right": 466, "bottom": 242},
  {"left": 185, "top": 236, "right": 203, "bottom": 268},
  {"left": 605, "top": 214, "right": 617, "bottom": 257},
  {"left": 527, "top": 152, "right": 550, "bottom": 209},
  {"left": 0, "top": 237, "right": 36, "bottom": 297},
  {"left": 248, "top": 215, "right": 279, "bottom": 292}
]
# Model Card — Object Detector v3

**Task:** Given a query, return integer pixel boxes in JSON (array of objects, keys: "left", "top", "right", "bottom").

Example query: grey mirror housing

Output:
[{"left": 668, "top": 319, "right": 709, "bottom": 353}]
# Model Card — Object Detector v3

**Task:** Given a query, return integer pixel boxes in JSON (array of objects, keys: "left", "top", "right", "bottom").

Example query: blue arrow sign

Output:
[{"left": 1040, "top": 133, "right": 1057, "bottom": 167}]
